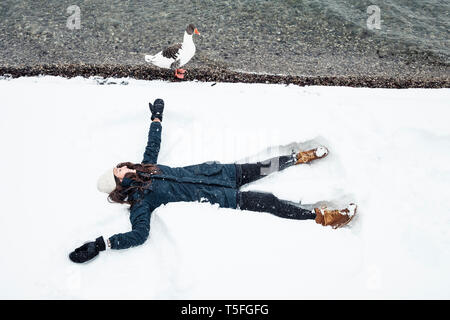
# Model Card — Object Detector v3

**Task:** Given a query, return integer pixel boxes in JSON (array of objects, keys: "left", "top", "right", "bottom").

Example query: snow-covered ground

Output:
[{"left": 0, "top": 76, "right": 449, "bottom": 299}]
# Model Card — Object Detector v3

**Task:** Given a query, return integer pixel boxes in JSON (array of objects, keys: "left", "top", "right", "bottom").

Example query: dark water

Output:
[
  {"left": 314, "top": 0, "right": 449, "bottom": 59},
  {"left": 0, "top": 0, "right": 448, "bottom": 78}
]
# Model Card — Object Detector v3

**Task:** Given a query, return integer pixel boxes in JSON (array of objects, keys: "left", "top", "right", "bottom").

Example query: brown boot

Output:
[
  {"left": 314, "top": 204, "right": 357, "bottom": 229},
  {"left": 296, "top": 146, "right": 329, "bottom": 164}
]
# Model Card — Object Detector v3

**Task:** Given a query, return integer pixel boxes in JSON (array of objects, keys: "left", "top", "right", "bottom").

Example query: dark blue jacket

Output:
[{"left": 109, "top": 122, "right": 238, "bottom": 249}]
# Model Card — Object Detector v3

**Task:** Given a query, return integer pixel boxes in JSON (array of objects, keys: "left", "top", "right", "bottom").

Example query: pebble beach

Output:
[{"left": 0, "top": 0, "right": 448, "bottom": 87}]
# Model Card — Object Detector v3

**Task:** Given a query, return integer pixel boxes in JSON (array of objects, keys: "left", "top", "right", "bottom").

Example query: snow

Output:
[
  {"left": 0, "top": 75, "right": 449, "bottom": 299},
  {"left": 347, "top": 203, "right": 356, "bottom": 217},
  {"left": 315, "top": 146, "right": 328, "bottom": 158}
]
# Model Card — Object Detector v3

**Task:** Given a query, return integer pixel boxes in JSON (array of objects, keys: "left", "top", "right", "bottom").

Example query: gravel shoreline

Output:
[
  {"left": 1, "top": 1, "right": 448, "bottom": 88},
  {"left": 1, "top": 64, "right": 448, "bottom": 89}
]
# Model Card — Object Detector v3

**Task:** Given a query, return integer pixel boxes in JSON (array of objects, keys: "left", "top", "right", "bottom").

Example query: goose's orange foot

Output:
[{"left": 174, "top": 69, "right": 186, "bottom": 79}]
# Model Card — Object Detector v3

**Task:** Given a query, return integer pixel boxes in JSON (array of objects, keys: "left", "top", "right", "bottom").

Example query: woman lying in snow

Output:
[{"left": 69, "top": 99, "right": 356, "bottom": 263}]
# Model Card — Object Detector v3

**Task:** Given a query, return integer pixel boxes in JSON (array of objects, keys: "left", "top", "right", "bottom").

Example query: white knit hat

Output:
[{"left": 97, "top": 167, "right": 116, "bottom": 194}]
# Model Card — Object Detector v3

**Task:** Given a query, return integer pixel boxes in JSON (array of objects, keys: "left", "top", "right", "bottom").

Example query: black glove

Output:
[
  {"left": 69, "top": 236, "right": 106, "bottom": 263},
  {"left": 149, "top": 98, "right": 164, "bottom": 121}
]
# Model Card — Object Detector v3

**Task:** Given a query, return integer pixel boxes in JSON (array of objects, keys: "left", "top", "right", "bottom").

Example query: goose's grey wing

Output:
[{"left": 162, "top": 43, "right": 182, "bottom": 60}]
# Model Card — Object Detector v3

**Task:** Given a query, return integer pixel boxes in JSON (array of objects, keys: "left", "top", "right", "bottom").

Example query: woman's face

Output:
[{"left": 113, "top": 166, "right": 136, "bottom": 181}]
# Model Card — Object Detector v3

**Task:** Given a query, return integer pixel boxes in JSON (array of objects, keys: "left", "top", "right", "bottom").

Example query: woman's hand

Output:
[
  {"left": 69, "top": 236, "right": 106, "bottom": 263},
  {"left": 149, "top": 98, "right": 164, "bottom": 122}
]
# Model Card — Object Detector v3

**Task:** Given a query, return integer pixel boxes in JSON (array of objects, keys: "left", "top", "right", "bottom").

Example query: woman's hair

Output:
[{"left": 108, "top": 162, "right": 160, "bottom": 206}]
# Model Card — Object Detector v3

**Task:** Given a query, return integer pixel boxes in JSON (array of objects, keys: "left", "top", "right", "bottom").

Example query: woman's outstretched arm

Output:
[
  {"left": 142, "top": 98, "right": 164, "bottom": 164},
  {"left": 142, "top": 120, "right": 162, "bottom": 164},
  {"left": 69, "top": 194, "right": 154, "bottom": 262},
  {"left": 108, "top": 199, "right": 153, "bottom": 250}
]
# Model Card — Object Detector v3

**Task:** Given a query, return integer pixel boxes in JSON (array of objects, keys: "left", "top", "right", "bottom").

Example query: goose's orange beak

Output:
[{"left": 194, "top": 28, "right": 200, "bottom": 35}]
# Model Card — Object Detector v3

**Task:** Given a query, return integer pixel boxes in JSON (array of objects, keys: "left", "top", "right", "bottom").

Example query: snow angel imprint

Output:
[{"left": 69, "top": 98, "right": 357, "bottom": 263}]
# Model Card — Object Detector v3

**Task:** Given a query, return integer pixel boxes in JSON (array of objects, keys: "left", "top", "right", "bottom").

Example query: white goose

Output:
[{"left": 145, "top": 24, "right": 200, "bottom": 79}]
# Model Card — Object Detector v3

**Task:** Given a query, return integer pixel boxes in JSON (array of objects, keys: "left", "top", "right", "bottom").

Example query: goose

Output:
[{"left": 145, "top": 24, "right": 200, "bottom": 79}]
